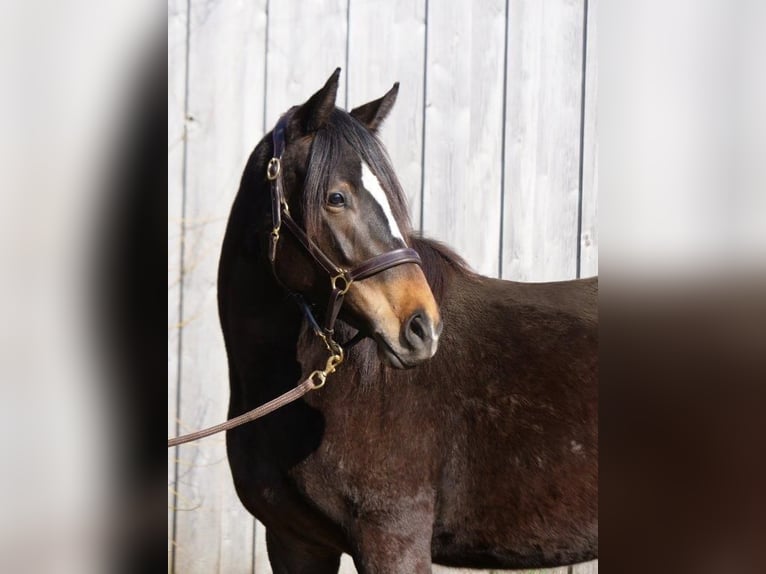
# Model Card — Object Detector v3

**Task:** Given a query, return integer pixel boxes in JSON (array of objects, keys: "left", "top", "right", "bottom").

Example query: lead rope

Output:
[
  {"left": 168, "top": 378, "right": 316, "bottom": 448},
  {"left": 167, "top": 343, "right": 343, "bottom": 448}
]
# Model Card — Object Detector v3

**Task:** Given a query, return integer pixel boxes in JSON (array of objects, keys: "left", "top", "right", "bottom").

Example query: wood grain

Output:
[
  {"left": 422, "top": 0, "right": 507, "bottom": 276},
  {"left": 265, "top": 0, "right": 348, "bottom": 129},
  {"left": 502, "top": 0, "right": 585, "bottom": 282},
  {"left": 347, "top": 0, "right": 427, "bottom": 229},
  {"left": 173, "top": 1, "right": 267, "bottom": 572},
  {"left": 579, "top": 0, "right": 598, "bottom": 279},
  {"left": 574, "top": 560, "right": 599, "bottom": 574},
  {"left": 167, "top": 0, "right": 186, "bottom": 570}
]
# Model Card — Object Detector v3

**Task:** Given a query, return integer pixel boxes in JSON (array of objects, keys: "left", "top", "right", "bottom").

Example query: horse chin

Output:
[{"left": 373, "top": 333, "right": 415, "bottom": 369}]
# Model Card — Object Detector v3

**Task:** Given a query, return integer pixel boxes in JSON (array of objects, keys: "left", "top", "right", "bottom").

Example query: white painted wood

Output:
[
  {"left": 422, "top": 0, "right": 507, "bottom": 276},
  {"left": 574, "top": 560, "right": 599, "bottom": 574},
  {"left": 167, "top": 0, "right": 186, "bottom": 570},
  {"left": 573, "top": 13, "right": 597, "bottom": 574},
  {"left": 265, "top": 0, "right": 348, "bottom": 130},
  {"left": 173, "top": 1, "right": 267, "bottom": 572},
  {"left": 574, "top": 9, "right": 598, "bottom": 571},
  {"left": 579, "top": 0, "right": 598, "bottom": 279},
  {"left": 253, "top": 520, "right": 270, "bottom": 573},
  {"left": 339, "top": 554, "right": 357, "bottom": 573},
  {"left": 502, "top": 0, "right": 585, "bottom": 282},
  {"left": 346, "top": 0, "right": 427, "bottom": 229},
  {"left": 432, "top": 564, "right": 467, "bottom": 573},
  {"left": 434, "top": 565, "right": 569, "bottom": 574}
]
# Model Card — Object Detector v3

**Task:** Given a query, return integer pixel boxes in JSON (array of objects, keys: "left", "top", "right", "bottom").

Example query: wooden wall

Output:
[{"left": 168, "top": 0, "right": 598, "bottom": 572}]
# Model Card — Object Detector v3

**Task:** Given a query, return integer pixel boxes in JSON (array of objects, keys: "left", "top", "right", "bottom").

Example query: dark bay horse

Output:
[{"left": 217, "top": 69, "right": 597, "bottom": 573}]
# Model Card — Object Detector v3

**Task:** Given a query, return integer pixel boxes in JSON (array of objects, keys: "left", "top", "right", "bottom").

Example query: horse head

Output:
[{"left": 265, "top": 69, "right": 442, "bottom": 369}]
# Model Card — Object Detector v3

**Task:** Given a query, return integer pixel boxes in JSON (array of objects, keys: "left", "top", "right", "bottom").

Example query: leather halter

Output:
[
  {"left": 166, "top": 113, "right": 424, "bottom": 448},
  {"left": 266, "top": 112, "right": 422, "bottom": 345}
]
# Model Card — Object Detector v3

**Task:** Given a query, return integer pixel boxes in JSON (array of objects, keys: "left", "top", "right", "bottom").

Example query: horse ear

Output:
[
  {"left": 292, "top": 68, "right": 341, "bottom": 134},
  {"left": 350, "top": 82, "right": 399, "bottom": 133}
]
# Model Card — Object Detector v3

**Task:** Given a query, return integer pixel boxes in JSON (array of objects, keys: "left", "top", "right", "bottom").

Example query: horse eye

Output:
[{"left": 327, "top": 192, "right": 346, "bottom": 207}]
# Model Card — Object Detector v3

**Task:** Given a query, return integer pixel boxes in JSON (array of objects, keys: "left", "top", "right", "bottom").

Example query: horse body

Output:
[{"left": 218, "top": 70, "right": 597, "bottom": 573}]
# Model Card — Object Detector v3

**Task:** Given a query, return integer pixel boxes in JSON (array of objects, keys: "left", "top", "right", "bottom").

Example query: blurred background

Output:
[{"left": 0, "top": 0, "right": 762, "bottom": 572}]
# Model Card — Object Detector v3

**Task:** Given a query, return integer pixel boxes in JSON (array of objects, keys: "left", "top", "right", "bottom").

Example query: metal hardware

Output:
[
  {"left": 330, "top": 271, "right": 352, "bottom": 295},
  {"left": 266, "top": 158, "right": 281, "bottom": 180},
  {"left": 308, "top": 348, "right": 344, "bottom": 390},
  {"left": 316, "top": 330, "right": 343, "bottom": 357}
]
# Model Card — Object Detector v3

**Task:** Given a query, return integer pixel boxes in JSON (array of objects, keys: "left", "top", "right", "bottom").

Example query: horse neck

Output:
[{"left": 218, "top": 185, "right": 303, "bottom": 350}]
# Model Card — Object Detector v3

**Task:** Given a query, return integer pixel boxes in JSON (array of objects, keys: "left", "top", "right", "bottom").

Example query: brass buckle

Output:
[
  {"left": 308, "top": 370, "right": 327, "bottom": 389},
  {"left": 266, "top": 158, "right": 281, "bottom": 181},
  {"left": 330, "top": 271, "right": 352, "bottom": 295},
  {"left": 308, "top": 348, "right": 344, "bottom": 390},
  {"left": 270, "top": 222, "right": 281, "bottom": 246},
  {"left": 317, "top": 330, "right": 343, "bottom": 357}
]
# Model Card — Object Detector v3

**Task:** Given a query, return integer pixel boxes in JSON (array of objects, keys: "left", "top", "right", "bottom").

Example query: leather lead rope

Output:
[
  {"left": 168, "top": 377, "right": 318, "bottom": 448},
  {"left": 168, "top": 333, "right": 345, "bottom": 448}
]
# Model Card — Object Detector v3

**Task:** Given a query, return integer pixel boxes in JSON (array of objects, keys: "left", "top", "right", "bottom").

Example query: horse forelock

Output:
[{"left": 301, "top": 108, "right": 413, "bottom": 242}]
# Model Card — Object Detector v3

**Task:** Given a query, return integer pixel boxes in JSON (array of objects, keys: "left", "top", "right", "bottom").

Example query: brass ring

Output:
[
  {"left": 266, "top": 158, "right": 281, "bottom": 181},
  {"left": 308, "top": 370, "right": 327, "bottom": 390},
  {"left": 330, "top": 272, "right": 352, "bottom": 295}
]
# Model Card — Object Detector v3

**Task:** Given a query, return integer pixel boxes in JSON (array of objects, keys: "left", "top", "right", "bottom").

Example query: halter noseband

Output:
[{"left": 265, "top": 112, "right": 422, "bottom": 375}]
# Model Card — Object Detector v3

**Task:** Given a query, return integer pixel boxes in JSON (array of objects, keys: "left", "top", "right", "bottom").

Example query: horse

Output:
[{"left": 217, "top": 68, "right": 597, "bottom": 573}]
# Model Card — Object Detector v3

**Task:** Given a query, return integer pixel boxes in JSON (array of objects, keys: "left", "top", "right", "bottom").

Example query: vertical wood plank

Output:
[
  {"left": 167, "top": 0, "right": 187, "bottom": 570},
  {"left": 339, "top": 554, "right": 358, "bottom": 573},
  {"left": 434, "top": 565, "right": 570, "bottom": 574},
  {"left": 432, "top": 564, "right": 478, "bottom": 574},
  {"left": 579, "top": 0, "right": 598, "bottom": 278},
  {"left": 253, "top": 520, "right": 270, "bottom": 573},
  {"left": 573, "top": 560, "right": 599, "bottom": 574},
  {"left": 574, "top": 0, "right": 598, "bottom": 558},
  {"left": 422, "top": 0, "right": 507, "bottom": 276},
  {"left": 573, "top": 11, "right": 598, "bottom": 574},
  {"left": 174, "top": 1, "right": 267, "bottom": 572},
  {"left": 265, "top": 0, "right": 348, "bottom": 129},
  {"left": 346, "top": 0, "right": 427, "bottom": 227},
  {"left": 425, "top": 4, "right": 506, "bottom": 571},
  {"left": 502, "top": 0, "right": 585, "bottom": 282}
]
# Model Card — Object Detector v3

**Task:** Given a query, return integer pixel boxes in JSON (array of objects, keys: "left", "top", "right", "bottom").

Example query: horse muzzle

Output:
[{"left": 374, "top": 309, "right": 442, "bottom": 369}]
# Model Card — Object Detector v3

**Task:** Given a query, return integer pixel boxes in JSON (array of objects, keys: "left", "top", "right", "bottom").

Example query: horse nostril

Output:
[
  {"left": 410, "top": 314, "right": 426, "bottom": 340},
  {"left": 404, "top": 311, "right": 431, "bottom": 350}
]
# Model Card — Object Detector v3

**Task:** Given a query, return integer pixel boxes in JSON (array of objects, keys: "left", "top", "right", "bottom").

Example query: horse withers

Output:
[{"left": 217, "top": 69, "right": 597, "bottom": 573}]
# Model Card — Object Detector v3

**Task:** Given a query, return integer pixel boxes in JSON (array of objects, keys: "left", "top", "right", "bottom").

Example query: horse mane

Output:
[{"left": 408, "top": 234, "right": 473, "bottom": 303}]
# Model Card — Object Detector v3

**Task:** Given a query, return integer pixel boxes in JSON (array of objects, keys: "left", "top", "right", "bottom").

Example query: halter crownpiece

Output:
[{"left": 266, "top": 111, "right": 422, "bottom": 360}]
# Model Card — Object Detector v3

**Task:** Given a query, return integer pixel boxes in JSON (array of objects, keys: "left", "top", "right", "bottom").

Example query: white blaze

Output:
[{"left": 361, "top": 162, "right": 405, "bottom": 242}]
